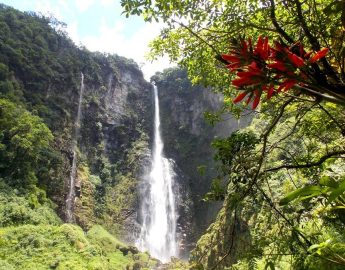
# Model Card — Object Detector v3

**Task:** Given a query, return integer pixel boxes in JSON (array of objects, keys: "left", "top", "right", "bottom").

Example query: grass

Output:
[{"left": 0, "top": 224, "right": 158, "bottom": 269}]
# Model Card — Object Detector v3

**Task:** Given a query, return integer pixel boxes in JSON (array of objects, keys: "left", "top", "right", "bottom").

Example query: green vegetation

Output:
[
  {"left": 0, "top": 181, "right": 61, "bottom": 227},
  {"left": 0, "top": 98, "right": 54, "bottom": 188},
  {"left": 0, "top": 4, "right": 157, "bottom": 269},
  {"left": 122, "top": 0, "right": 345, "bottom": 269},
  {"left": 0, "top": 224, "right": 158, "bottom": 270},
  {"left": 1, "top": 0, "right": 344, "bottom": 269}
]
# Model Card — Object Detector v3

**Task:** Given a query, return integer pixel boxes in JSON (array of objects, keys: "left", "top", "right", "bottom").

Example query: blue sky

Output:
[{"left": 1, "top": 0, "right": 171, "bottom": 79}]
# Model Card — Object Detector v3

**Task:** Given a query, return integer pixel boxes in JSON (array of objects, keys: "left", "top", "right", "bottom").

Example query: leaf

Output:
[
  {"left": 308, "top": 239, "right": 332, "bottom": 254},
  {"left": 202, "top": 179, "right": 225, "bottom": 201},
  {"left": 279, "top": 185, "right": 325, "bottom": 205},
  {"left": 328, "top": 178, "right": 345, "bottom": 202},
  {"left": 319, "top": 175, "right": 338, "bottom": 188}
]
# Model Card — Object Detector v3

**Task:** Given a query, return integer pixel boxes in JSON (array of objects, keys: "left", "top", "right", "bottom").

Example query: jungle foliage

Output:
[
  {"left": 0, "top": 4, "right": 161, "bottom": 269},
  {"left": 121, "top": 0, "right": 345, "bottom": 269}
]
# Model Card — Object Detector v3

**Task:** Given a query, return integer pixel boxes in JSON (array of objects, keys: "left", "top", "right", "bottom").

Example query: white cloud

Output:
[
  {"left": 81, "top": 18, "right": 173, "bottom": 79},
  {"left": 29, "top": 0, "right": 173, "bottom": 79},
  {"left": 34, "top": 0, "right": 63, "bottom": 19},
  {"left": 74, "top": 0, "right": 95, "bottom": 12},
  {"left": 66, "top": 21, "right": 81, "bottom": 44}
]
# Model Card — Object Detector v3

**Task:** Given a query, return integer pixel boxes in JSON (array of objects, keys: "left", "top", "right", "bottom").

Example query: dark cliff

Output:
[{"left": 0, "top": 4, "right": 153, "bottom": 242}]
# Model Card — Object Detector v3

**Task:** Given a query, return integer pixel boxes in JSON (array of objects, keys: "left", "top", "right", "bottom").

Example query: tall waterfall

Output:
[
  {"left": 137, "top": 84, "right": 178, "bottom": 262},
  {"left": 66, "top": 73, "right": 84, "bottom": 223}
]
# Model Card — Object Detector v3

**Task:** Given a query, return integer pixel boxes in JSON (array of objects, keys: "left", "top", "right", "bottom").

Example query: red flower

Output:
[
  {"left": 232, "top": 65, "right": 264, "bottom": 87},
  {"left": 247, "top": 61, "right": 259, "bottom": 70},
  {"left": 267, "top": 61, "right": 288, "bottom": 72},
  {"left": 245, "top": 93, "right": 254, "bottom": 105},
  {"left": 309, "top": 48, "right": 329, "bottom": 63},
  {"left": 286, "top": 50, "right": 305, "bottom": 67},
  {"left": 254, "top": 36, "right": 270, "bottom": 60},
  {"left": 252, "top": 93, "right": 261, "bottom": 109},
  {"left": 222, "top": 37, "right": 331, "bottom": 110},
  {"left": 277, "top": 79, "right": 297, "bottom": 92},
  {"left": 222, "top": 54, "right": 241, "bottom": 63},
  {"left": 233, "top": 91, "right": 248, "bottom": 103},
  {"left": 222, "top": 54, "right": 242, "bottom": 71},
  {"left": 263, "top": 84, "right": 275, "bottom": 99},
  {"left": 233, "top": 90, "right": 261, "bottom": 109},
  {"left": 232, "top": 76, "right": 257, "bottom": 87}
]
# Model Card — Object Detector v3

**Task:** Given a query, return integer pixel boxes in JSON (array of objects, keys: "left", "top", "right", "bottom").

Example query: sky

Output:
[{"left": 1, "top": 0, "right": 172, "bottom": 79}]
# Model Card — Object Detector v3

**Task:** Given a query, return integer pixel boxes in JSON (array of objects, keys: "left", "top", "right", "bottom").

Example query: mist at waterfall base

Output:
[
  {"left": 66, "top": 73, "right": 84, "bottom": 223},
  {"left": 137, "top": 85, "right": 179, "bottom": 263}
]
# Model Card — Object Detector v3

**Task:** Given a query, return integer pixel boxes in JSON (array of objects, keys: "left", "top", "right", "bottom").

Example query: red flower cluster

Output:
[{"left": 222, "top": 36, "right": 329, "bottom": 109}]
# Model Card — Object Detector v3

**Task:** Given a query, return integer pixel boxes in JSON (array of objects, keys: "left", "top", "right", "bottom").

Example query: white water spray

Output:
[
  {"left": 66, "top": 73, "right": 84, "bottom": 223},
  {"left": 137, "top": 84, "right": 178, "bottom": 263}
]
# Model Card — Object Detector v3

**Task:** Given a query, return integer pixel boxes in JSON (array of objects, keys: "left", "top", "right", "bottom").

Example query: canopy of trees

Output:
[{"left": 122, "top": 0, "right": 345, "bottom": 269}]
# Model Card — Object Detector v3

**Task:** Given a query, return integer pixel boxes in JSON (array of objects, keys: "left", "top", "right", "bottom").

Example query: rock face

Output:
[
  {"left": 74, "top": 57, "right": 154, "bottom": 242},
  {"left": 0, "top": 4, "right": 154, "bottom": 242}
]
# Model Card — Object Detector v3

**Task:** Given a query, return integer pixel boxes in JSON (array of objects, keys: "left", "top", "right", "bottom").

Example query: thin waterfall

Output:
[
  {"left": 137, "top": 84, "right": 178, "bottom": 263},
  {"left": 66, "top": 72, "right": 84, "bottom": 223}
]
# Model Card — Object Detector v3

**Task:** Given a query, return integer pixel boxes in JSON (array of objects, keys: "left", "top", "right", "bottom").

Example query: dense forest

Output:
[{"left": 1, "top": 0, "right": 345, "bottom": 270}]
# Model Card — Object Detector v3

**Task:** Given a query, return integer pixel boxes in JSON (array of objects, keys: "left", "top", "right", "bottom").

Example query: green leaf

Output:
[
  {"left": 328, "top": 178, "right": 345, "bottom": 202},
  {"left": 319, "top": 175, "right": 338, "bottom": 188},
  {"left": 279, "top": 186, "right": 325, "bottom": 205}
]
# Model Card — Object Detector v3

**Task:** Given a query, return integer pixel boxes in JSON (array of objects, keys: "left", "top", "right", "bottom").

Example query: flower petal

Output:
[
  {"left": 233, "top": 92, "right": 248, "bottom": 103},
  {"left": 245, "top": 92, "right": 254, "bottom": 105},
  {"left": 266, "top": 85, "right": 275, "bottom": 99},
  {"left": 277, "top": 79, "right": 297, "bottom": 92},
  {"left": 222, "top": 54, "right": 241, "bottom": 63},
  {"left": 232, "top": 76, "right": 257, "bottom": 87},
  {"left": 267, "top": 61, "right": 288, "bottom": 72},
  {"left": 286, "top": 51, "right": 304, "bottom": 67},
  {"left": 309, "top": 48, "right": 329, "bottom": 63},
  {"left": 252, "top": 93, "right": 261, "bottom": 109}
]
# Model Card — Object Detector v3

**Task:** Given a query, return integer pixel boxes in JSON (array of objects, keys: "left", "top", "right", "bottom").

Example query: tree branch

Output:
[
  {"left": 318, "top": 104, "right": 345, "bottom": 136},
  {"left": 242, "top": 97, "right": 295, "bottom": 199},
  {"left": 268, "top": 102, "right": 317, "bottom": 151},
  {"left": 171, "top": 19, "right": 229, "bottom": 64},
  {"left": 265, "top": 150, "right": 345, "bottom": 172},
  {"left": 293, "top": 0, "right": 339, "bottom": 82},
  {"left": 255, "top": 183, "right": 312, "bottom": 249},
  {"left": 269, "top": 0, "right": 294, "bottom": 44},
  {"left": 295, "top": 85, "right": 345, "bottom": 105}
]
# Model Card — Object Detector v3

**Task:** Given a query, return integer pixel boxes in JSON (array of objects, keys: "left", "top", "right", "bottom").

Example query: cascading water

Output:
[
  {"left": 137, "top": 84, "right": 178, "bottom": 263},
  {"left": 66, "top": 72, "right": 84, "bottom": 223}
]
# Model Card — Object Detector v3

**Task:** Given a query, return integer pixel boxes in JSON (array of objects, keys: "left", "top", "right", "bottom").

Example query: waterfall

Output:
[
  {"left": 137, "top": 84, "right": 178, "bottom": 263},
  {"left": 66, "top": 72, "right": 84, "bottom": 223}
]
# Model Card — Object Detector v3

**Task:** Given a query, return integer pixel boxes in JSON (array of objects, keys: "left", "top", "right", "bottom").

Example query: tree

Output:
[
  {"left": 121, "top": 0, "right": 345, "bottom": 268},
  {"left": 121, "top": 0, "right": 344, "bottom": 103},
  {"left": 0, "top": 98, "right": 53, "bottom": 188}
]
